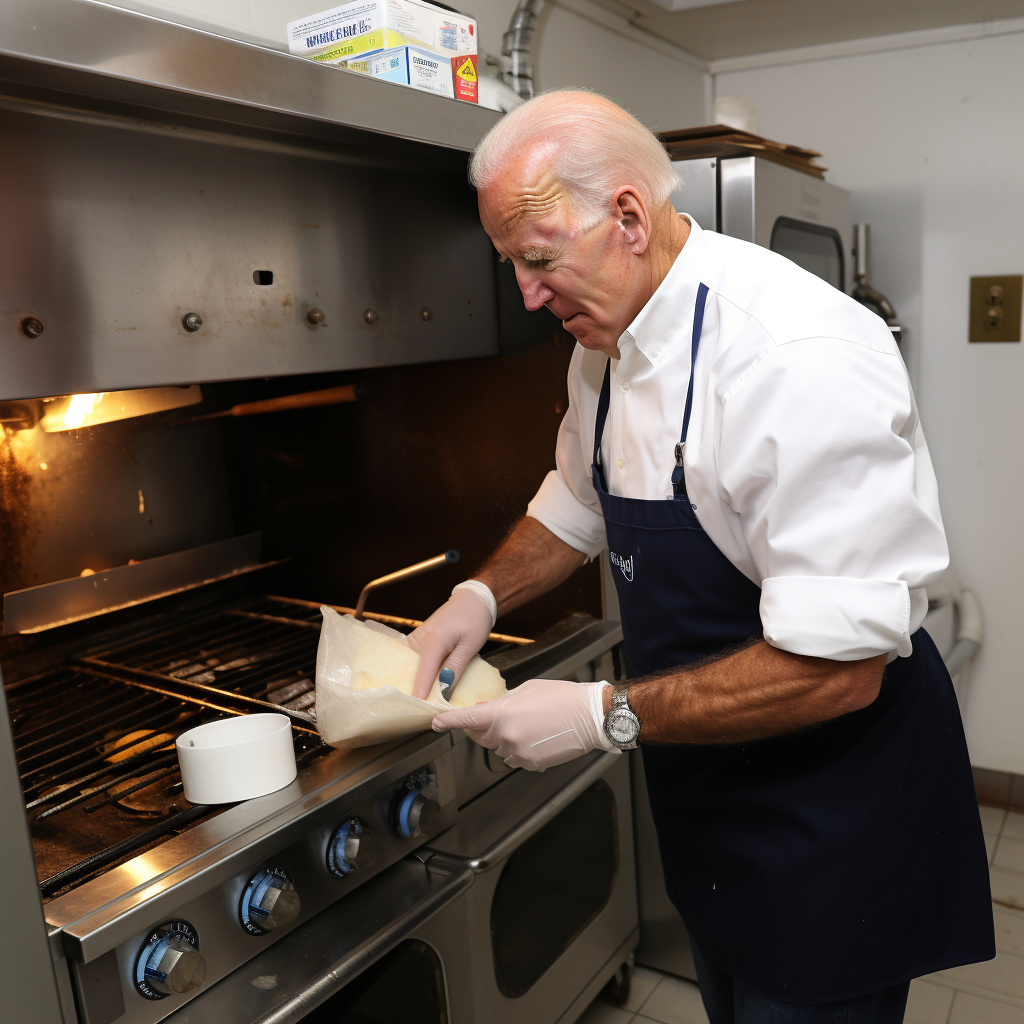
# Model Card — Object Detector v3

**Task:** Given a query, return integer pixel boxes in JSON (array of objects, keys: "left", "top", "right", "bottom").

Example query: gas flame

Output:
[{"left": 61, "top": 393, "right": 106, "bottom": 430}]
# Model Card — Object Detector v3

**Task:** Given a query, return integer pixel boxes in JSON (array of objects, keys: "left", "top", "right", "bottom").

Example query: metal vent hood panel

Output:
[
  {"left": 0, "top": 0, "right": 502, "bottom": 401},
  {"left": 0, "top": 0, "right": 499, "bottom": 156}
]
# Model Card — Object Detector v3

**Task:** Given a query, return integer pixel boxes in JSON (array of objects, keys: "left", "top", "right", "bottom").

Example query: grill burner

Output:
[{"left": 7, "top": 596, "right": 336, "bottom": 899}]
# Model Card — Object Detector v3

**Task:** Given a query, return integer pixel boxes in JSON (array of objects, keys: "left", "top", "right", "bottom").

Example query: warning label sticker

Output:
[{"left": 452, "top": 54, "right": 478, "bottom": 102}]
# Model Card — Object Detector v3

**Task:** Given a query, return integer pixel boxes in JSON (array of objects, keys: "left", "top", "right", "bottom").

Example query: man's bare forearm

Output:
[
  {"left": 473, "top": 516, "right": 588, "bottom": 616},
  {"left": 605, "top": 640, "right": 886, "bottom": 744}
]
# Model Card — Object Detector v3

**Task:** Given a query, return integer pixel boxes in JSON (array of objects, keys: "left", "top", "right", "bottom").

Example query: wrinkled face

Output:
[{"left": 478, "top": 152, "right": 642, "bottom": 355}]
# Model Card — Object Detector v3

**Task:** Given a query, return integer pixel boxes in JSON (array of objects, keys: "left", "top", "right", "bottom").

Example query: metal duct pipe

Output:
[
  {"left": 501, "top": 0, "right": 545, "bottom": 100},
  {"left": 852, "top": 223, "right": 897, "bottom": 322},
  {"left": 945, "top": 587, "right": 983, "bottom": 680}
]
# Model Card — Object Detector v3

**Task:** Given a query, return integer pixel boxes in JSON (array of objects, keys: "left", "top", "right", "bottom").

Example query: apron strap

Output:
[
  {"left": 671, "top": 282, "right": 709, "bottom": 494},
  {"left": 592, "top": 282, "right": 709, "bottom": 496},
  {"left": 592, "top": 359, "right": 612, "bottom": 491}
]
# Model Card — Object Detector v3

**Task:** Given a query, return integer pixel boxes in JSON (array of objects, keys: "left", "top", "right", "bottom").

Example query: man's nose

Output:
[{"left": 516, "top": 269, "right": 555, "bottom": 312}]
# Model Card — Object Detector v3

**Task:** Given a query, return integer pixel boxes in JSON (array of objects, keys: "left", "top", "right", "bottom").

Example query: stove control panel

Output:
[
  {"left": 392, "top": 770, "right": 441, "bottom": 839},
  {"left": 134, "top": 921, "right": 206, "bottom": 1000},
  {"left": 239, "top": 866, "right": 301, "bottom": 935},
  {"left": 102, "top": 743, "right": 456, "bottom": 1024}
]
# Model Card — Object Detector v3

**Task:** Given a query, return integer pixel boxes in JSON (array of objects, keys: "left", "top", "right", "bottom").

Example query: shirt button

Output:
[
  {"left": 620, "top": 381, "right": 630, "bottom": 391},
  {"left": 617, "top": 457, "right": 625, "bottom": 468},
  {"left": 652, "top": 350, "right": 661, "bottom": 360}
]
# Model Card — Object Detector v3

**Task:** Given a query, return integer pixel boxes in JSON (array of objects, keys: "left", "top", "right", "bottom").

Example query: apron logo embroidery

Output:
[{"left": 610, "top": 551, "right": 633, "bottom": 582}]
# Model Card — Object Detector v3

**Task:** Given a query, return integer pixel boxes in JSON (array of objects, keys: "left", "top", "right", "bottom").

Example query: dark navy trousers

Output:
[{"left": 690, "top": 939, "right": 910, "bottom": 1024}]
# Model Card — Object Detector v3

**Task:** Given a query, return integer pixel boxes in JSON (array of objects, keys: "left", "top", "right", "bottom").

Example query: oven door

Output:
[
  {"left": 164, "top": 856, "right": 473, "bottom": 1024},
  {"left": 420, "top": 750, "right": 638, "bottom": 1024}
]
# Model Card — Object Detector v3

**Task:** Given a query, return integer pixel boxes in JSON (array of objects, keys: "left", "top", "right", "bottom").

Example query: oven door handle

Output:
[
  {"left": 434, "top": 750, "right": 620, "bottom": 874},
  {"left": 255, "top": 863, "right": 474, "bottom": 1024}
]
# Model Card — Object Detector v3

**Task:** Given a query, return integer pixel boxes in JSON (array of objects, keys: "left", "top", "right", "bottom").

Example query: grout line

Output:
[
  {"left": 928, "top": 968, "right": 1024, "bottom": 1011},
  {"left": 634, "top": 975, "right": 665, "bottom": 1017}
]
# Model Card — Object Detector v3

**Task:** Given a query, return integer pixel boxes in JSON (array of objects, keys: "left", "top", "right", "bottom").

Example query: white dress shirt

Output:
[{"left": 526, "top": 215, "right": 948, "bottom": 662}]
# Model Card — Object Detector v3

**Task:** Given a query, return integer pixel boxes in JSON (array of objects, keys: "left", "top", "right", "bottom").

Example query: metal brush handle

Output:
[{"left": 354, "top": 551, "right": 459, "bottom": 620}]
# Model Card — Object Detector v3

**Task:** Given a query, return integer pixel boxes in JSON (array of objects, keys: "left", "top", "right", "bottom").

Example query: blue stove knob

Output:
[
  {"left": 394, "top": 788, "right": 439, "bottom": 839},
  {"left": 134, "top": 921, "right": 205, "bottom": 1000},
  {"left": 327, "top": 818, "right": 367, "bottom": 878},
  {"left": 240, "top": 866, "right": 300, "bottom": 935}
]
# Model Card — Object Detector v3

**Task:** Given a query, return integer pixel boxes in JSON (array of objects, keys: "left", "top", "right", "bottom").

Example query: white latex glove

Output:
[
  {"left": 407, "top": 584, "right": 495, "bottom": 700},
  {"left": 431, "top": 679, "right": 619, "bottom": 771}
]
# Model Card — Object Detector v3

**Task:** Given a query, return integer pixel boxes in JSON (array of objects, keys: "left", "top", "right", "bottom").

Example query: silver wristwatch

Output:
[{"left": 604, "top": 685, "right": 640, "bottom": 750}]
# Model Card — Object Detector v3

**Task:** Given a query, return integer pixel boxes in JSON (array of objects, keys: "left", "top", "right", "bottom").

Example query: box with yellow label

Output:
[
  {"left": 451, "top": 53, "right": 477, "bottom": 102},
  {"left": 287, "top": 0, "right": 476, "bottom": 67}
]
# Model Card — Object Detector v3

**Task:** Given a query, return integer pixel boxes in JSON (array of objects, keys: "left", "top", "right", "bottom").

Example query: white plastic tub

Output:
[{"left": 176, "top": 713, "right": 297, "bottom": 804}]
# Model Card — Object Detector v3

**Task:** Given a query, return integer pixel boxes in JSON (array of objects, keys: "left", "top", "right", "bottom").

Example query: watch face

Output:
[{"left": 606, "top": 707, "right": 639, "bottom": 746}]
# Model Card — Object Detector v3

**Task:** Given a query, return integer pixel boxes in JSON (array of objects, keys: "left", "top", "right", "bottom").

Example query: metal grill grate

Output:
[
  {"left": 7, "top": 595, "right": 329, "bottom": 898},
  {"left": 82, "top": 597, "right": 328, "bottom": 716}
]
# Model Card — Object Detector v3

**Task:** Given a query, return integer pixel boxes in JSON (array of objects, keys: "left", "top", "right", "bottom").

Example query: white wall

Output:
[
  {"left": 103, "top": 0, "right": 708, "bottom": 131},
  {"left": 534, "top": 2, "right": 707, "bottom": 131},
  {"left": 716, "top": 30, "right": 1024, "bottom": 774}
]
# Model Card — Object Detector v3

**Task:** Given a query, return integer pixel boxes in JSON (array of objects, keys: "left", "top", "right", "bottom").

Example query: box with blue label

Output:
[
  {"left": 287, "top": 0, "right": 475, "bottom": 68},
  {"left": 344, "top": 45, "right": 455, "bottom": 99}
]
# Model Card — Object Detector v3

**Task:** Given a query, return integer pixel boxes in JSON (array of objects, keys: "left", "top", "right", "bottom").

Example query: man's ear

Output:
[{"left": 612, "top": 186, "right": 652, "bottom": 255}]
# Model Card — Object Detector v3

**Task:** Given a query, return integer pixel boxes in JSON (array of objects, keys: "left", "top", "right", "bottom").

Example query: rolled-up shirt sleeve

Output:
[
  {"left": 717, "top": 336, "right": 949, "bottom": 661},
  {"left": 526, "top": 351, "right": 607, "bottom": 559}
]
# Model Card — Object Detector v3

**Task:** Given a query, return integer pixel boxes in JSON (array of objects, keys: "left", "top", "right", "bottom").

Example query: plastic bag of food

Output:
[{"left": 314, "top": 606, "right": 506, "bottom": 748}]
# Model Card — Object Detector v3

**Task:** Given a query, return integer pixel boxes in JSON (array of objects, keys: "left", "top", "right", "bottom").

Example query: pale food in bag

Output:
[
  {"left": 344, "top": 615, "right": 505, "bottom": 706},
  {"left": 315, "top": 606, "right": 506, "bottom": 748}
]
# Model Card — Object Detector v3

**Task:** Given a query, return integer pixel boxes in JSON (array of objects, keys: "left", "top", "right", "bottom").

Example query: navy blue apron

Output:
[{"left": 594, "top": 283, "right": 994, "bottom": 1003}]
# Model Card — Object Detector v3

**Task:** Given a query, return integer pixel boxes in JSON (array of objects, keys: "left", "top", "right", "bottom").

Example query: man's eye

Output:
[{"left": 527, "top": 259, "right": 554, "bottom": 270}]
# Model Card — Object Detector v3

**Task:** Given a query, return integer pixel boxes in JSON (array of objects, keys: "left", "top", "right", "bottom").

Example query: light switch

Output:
[{"left": 969, "top": 275, "right": 1022, "bottom": 342}]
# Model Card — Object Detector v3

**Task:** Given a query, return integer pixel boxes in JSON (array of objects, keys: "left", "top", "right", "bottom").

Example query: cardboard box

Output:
[
  {"left": 451, "top": 53, "right": 477, "bottom": 103},
  {"left": 344, "top": 45, "right": 455, "bottom": 99},
  {"left": 287, "top": 0, "right": 476, "bottom": 67}
]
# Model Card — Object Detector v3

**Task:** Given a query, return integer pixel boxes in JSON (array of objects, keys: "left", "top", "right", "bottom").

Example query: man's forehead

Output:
[
  {"left": 494, "top": 138, "right": 559, "bottom": 191},
  {"left": 481, "top": 155, "right": 571, "bottom": 243}
]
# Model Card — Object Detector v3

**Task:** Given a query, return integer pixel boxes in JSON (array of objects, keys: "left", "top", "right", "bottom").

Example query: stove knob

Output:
[
  {"left": 327, "top": 818, "right": 369, "bottom": 878},
  {"left": 394, "top": 788, "right": 439, "bottom": 839},
  {"left": 135, "top": 922, "right": 205, "bottom": 1000},
  {"left": 240, "top": 866, "right": 301, "bottom": 935}
]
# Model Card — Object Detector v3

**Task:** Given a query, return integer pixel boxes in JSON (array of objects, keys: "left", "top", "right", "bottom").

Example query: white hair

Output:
[{"left": 469, "top": 89, "right": 681, "bottom": 225}]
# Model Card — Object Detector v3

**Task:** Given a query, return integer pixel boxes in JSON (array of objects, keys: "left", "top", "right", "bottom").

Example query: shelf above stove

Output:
[{"left": 0, "top": 0, "right": 499, "bottom": 162}]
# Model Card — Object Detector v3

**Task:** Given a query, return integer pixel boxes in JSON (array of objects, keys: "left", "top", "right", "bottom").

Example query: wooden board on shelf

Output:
[{"left": 658, "top": 124, "right": 827, "bottom": 179}]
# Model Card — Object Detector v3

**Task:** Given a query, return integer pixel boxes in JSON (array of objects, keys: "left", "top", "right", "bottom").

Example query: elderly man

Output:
[{"left": 409, "top": 91, "right": 993, "bottom": 1023}]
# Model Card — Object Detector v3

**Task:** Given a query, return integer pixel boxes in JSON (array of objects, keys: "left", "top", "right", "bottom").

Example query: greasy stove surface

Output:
[{"left": 7, "top": 596, "right": 337, "bottom": 899}]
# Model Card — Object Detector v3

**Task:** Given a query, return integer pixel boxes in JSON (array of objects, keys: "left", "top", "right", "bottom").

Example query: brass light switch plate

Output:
[{"left": 969, "top": 275, "right": 1022, "bottom": 342}]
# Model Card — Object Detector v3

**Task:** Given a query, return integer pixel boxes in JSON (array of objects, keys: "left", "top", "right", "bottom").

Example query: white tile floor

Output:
[{"left": 577, "top": 809, "right": 1024, "bottom": 1024}]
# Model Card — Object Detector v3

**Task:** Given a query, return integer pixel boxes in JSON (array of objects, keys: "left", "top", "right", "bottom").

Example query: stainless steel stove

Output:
[
  {"left": 6, "top": 582, "right": 627, "bottom": 1024},
  {"left": 2, "top": 583, "right": 454, "bottom": 1024}
]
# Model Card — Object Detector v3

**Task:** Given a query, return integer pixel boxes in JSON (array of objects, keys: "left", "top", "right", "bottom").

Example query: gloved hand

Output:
[
  {"left": 431, "top": 679, "right": 619, "bottom": 771},
  {"left": 407, "top": 583, "right": 496, "bottom": 700}
]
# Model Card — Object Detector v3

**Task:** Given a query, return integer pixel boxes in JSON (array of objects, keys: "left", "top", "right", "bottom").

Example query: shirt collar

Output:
[{"left": 618, "top": 214, "right": 705, "bottom": 366}]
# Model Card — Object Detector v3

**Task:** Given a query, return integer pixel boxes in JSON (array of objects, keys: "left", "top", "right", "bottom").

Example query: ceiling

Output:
[{"left": 591, "top": 0, "right": 1024, "bottom": 60}]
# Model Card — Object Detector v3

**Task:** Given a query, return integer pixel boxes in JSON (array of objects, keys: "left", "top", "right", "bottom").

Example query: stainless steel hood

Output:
[
  {"left": 0, "top": 0, "right": 502, "bottom": 400},
  {"left": 0, "top": 0, "right": 498, "bottom": 159}
]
